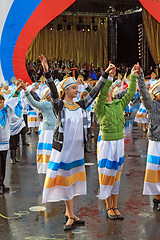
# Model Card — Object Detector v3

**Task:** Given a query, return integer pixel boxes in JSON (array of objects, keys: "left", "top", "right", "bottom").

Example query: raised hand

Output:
[
  {"left": 105, "top": 63, "right": 116, "bottom": 74},
  {"left": 16, "top": 82, "right": 25, "bottom": 92},
  {"left": 39, "top": 54, "right": 49, "bottom": 73},
  {"left": 109, "top": 67, "right": 116, "bottom": 78},
  {"left": 77, "top": 77, "right": 85, "bottom": 85},
  {"left": 131, "top": 62, "right": 141, "bottom": 75}
]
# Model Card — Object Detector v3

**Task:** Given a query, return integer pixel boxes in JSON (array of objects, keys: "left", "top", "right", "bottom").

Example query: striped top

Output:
[{"left": 45, "top": 71, "right": 109, "bottom": 152}]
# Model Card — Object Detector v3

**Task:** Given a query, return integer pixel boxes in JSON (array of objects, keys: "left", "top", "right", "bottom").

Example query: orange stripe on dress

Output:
[
  {"left": 37, "top": 154, "right": 50, "bottom": 163},
  {"left": 144, "top": 169, "right": 160, "bottom": 184},
  {"left": 99, "top": 171, "right": 122, "bottom": 186},
  {"left": 44, "top": 171, "right": 86, "bottom": 188}
]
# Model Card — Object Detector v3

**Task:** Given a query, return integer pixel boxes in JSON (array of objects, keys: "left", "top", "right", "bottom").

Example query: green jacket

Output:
[{"left": 94, "top": 74, "right": 137, "bottom": 141}]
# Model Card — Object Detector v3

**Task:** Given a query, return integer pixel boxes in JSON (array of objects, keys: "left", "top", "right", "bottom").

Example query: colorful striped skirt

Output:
[
  {"left": 42, "top": 145, "right": 86, "bottom": 203},
  {"left": 97, "top": 133, "right": 125, "bottom": 200},
  {"left": 27, "top": 110, "right": 39, "bottom": 128},
  {"left": 36, "top": 129, "right": 54, "bottom": 174},
  {"left": 134, "top": 103, "right": 149, "bottom": 124},
  {"left": 143, "top": 140, "right": 160, "bottom": 195}
]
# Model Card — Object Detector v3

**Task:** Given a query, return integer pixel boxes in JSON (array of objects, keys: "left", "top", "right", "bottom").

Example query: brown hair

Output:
[
  {"left": 59, "top": 89, "right": 65, "bottom": 100},
  {"left": 0, "top": 95, "right": 5, "bottom": 101}
]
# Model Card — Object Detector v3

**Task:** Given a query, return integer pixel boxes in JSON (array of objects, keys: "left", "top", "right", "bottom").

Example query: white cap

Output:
[{"left": 60, "top": 77, "right": 77, "bottom": 90}]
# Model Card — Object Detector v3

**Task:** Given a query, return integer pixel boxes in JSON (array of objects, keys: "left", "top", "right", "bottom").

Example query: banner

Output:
[
  {"left": 0, "top": 0, "right": 75, "bottom": 84},
  {"left": 139, "top": 0, "right": 160, "bottom": 23}
]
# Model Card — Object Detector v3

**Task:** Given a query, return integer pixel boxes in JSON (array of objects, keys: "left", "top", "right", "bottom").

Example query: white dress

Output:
[
  {"left": 42, "top": 101, "right": 86, "bottom": 202},
  {"left": 134, "top": 102, "right": 149, "bottom": 124}
]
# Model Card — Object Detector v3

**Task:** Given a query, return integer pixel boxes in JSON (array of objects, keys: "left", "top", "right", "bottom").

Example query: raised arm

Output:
[
  {"left": 120, "top": 64, "right": 138, "bottom": 110},
  {"left": 137, "top": 72, "right": 153, "bottom": 110},
  {"left": 94, "top": 77, "right": 113, "bottom": 117},
  {"left": 39, "top": 54, "right": 59, "bottom": 114},
  {"left": 120, "top": 74, "right": 137, "bottom": 110},
  {"left": 77, "top": 77, "right": 92, "bottom": 92},
  {"left": 78, "top": 64, "right": 116, "bottom": 109}
]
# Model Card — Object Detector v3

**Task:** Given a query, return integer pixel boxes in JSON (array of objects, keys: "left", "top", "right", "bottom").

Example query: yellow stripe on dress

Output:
[
  {"left": 144, "top": 169, "right": 160, "bottom": 184},
  {"left": 37, "top": 154, "right": 50, "bottom": 163},
  {"left": 63, "top": 101, "right": 80, "bottom": 111},
  {"left": 135, "top": 114, "right": 147, "bottom": 119},
  {"left": 44, "top": 171, "right": 86, "bottom": 188},
  {"left": 27, "top": 117, "right": 39, "bottom": 122},
  {"left": 99, "top": 170, "right": 122, "bottom": 186}
]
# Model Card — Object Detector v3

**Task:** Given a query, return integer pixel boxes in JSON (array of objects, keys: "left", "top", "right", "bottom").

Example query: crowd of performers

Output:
[{"left": 1, "top": 56, "right": 160, "bottom": 230}]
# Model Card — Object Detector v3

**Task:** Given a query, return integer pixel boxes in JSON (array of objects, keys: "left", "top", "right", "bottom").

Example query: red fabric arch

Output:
[
  {"left": 13, "top": 0, "right": 76, "bottom": 83},
  {"left": 139, "top": 0, "right": 160, "bottom": 23}
]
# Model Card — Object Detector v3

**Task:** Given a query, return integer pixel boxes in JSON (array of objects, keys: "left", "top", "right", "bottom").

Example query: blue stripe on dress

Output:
[
  {"left": 138, "top": 108, "right": 147, "bottom": 113},
  {"left": 27, "top": 111, "right": 37, "bottom": 116},
  {"left": 38, "top": 130, "right": 42, "bottom": 136},
  {"left": 0, "top": 142, "right": 8, "bottom": 145},
  {"left": 37, "top": 143, "right": 52, "bottom": 151},
  {"left": 48, "top": 158, "right": 85, "bottom": 171},
  {"left": 147, "top": 155, "right": 160, "bottom": 165},
  {"left": 97, "top": 134, "right": 101, "bottom": 142},
  {"left": 98, "top": 156, "right": 125, "bottom": 170}
]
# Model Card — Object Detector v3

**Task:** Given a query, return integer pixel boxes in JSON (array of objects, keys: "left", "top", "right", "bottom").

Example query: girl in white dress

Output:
[{"left": 39, "top": 54, "right": 115, "bottom": 230}]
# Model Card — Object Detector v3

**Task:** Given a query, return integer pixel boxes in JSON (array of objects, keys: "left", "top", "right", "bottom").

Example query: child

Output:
[
  {"left": 0, "top": 85, "right": 21, "bottom": 194},
  {"left": 137, "top": 67, "right": 160, "bottom": 204},
  {"left": 94, "top": 64, "right": 138, "bottom": 220},
  {"left": 39, "top": 54, "right": 115, "bottom": 230}
]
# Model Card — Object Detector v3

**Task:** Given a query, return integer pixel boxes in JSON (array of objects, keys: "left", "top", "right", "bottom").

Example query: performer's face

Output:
[
  {"left": 65, "top": 84, "right": 79, "bottom": 99},
  {"left": 155, "top": 94, "right": 160, "bottom": 101},
  {"left": 0, "top": 100, "right": 4, "bottom": 110}
]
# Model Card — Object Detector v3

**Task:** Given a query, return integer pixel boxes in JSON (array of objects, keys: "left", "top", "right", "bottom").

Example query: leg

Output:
[
  {"left": 0, "top": 150, "right": 9, "bottom": 194},
  {"left": 27, "top": 127, "right": 31, "bottom": 134},
  {"left": 34, "top": 127, "right": 38, "bottom": 133},
  {"left": 65, "top": 198, "right": 74, "bottom": 220},
  {"left": 64, "top": 198, "right": 75, "bottom": 230},
  {"left": 142, "top": 123, "right": 146, "bottom": 132},
  {"left": 105, "top": 196, "right": 115, "bottom": 216},
  {"left": 65, "top": 198, "right": 83, "bottom": 223},
  {"left": 23, "top": 114, "right": 28, "bottom": 132},
  {"left": 10, "top": 135, "right": 16, "bottom": 164},
  {"left": 10, "top": 134, "right": 20, "bottom": 163},
  {"left": 21, "top": 127, "right": 29, "bottom": 146},
  {"left": 112, "top": 194, "right": 124, "bottom": 219}
]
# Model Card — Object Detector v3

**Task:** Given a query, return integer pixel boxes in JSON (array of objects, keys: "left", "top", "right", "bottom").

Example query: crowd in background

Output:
[{"left": 26, "top": 58, "right": 160, "bottom": 83}]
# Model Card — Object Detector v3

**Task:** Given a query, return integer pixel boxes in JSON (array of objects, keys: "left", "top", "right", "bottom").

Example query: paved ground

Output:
[{"left": 1, "top": 115, "right": 160, "bottom": 240}]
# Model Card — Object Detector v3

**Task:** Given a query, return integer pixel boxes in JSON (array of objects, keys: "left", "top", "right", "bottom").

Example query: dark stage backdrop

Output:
[
  {"left": 117, "top": 12, "right": 155, "bottom": 67},
  {"left": 117, "top": 12, "right": 142, "bottom": 66}
]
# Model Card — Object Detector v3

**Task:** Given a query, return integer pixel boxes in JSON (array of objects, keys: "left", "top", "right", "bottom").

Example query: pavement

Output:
[{"left": 1, "top": 116, "right": 160, "bottom": 240}]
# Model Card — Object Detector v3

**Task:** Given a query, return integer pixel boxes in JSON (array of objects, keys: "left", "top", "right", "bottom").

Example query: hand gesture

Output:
[
  {"left": 39, "top": 54, "right": 49, "bottom": 73},
  {"left": 16, "top": 82, "right": 24, "bottom": 92},
  {"left": 131, "top": 62, "right": 141, "bottom": 75},
  {"left": 77, "top": 77, "right": 85, "bottom": 85},
  {"left": 105, "top": 63, "right": 116, "bottom": 74},
  {"left": 109, "top": 67, "right": 116, "bottom": 78}
]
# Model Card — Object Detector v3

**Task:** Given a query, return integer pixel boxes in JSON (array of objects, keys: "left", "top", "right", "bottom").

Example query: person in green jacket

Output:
[{"left": 94, "top": 63, "right": 139, "bottom": 220}]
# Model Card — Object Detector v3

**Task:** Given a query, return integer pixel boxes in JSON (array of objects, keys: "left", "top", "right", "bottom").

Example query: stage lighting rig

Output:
[
  {"left": 93, "top": 25, "right": 98, "bottom": 32},
  {"left": 101, "top": 17, "right": 105, "bottom": 24},
  {"left": 86, "top": 26, "right": 91, "bottom": 32},
  {"left": 63, "top": 16, "right": 67, "bottom": 23},
  {"left": 57, "top": 24, "right": 63, "bottom": 31},
  {"left": 91, "top": 17, "right": 95, "bottom": 24},
  {"left": 50, "top": 24, "right": 53, "bottom": 31},
  {"left": 67, "top": 24, "right": 71, "bottom": 31},
  {"left": 76, "top": 24, "right": 82, "bottom": 31}
]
